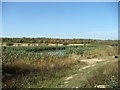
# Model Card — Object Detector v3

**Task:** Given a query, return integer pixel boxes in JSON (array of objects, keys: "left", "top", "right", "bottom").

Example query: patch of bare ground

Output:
[{"left": 62, "top": 56, "right": 116, "bottom": 88}]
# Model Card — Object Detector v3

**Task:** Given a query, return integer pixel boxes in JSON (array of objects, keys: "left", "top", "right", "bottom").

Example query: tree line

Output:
[{"left": 2, "top": 37, "right": 118, "bottom": 46}]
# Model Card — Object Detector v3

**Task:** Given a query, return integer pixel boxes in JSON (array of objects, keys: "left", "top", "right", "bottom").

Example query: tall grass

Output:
[
  {"left": 65, "top": 45, "right": 117, "bottom": 58},
  {"left": 2, "top": 52, "right": 80, "bottom": 88}
]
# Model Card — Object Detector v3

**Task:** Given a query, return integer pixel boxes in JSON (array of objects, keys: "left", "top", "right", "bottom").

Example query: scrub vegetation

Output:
[{"left": 2, "top": 38, "right": 118, "bottom": 88}]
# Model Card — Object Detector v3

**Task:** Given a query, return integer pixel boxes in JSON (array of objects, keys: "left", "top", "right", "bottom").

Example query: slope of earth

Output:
[{"left": 25, "top": 56, "right": 118, "bottom": 88}]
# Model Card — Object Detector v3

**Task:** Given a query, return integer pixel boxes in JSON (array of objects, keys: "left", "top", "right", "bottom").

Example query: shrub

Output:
[{"left": 6, "top": 42, "right": 13, "bottom": 46}]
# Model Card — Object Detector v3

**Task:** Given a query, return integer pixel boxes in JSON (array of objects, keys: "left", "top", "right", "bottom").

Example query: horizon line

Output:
[{"left": 1, "top": 36, "right": 118, "bottom": 40}]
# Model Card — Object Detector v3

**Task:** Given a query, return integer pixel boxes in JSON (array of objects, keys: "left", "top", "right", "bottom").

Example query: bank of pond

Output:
[
  {"left": 2, "top": 45, "right": 97, "bottom": 62},
  {"left": 2, "top": 44, "right": 117, "bottom": 63}
]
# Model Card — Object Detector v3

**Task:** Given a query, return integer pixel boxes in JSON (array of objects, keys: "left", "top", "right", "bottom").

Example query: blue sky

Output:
[{"left": 2, "top": 2, "right": 118, "bottom": 40}]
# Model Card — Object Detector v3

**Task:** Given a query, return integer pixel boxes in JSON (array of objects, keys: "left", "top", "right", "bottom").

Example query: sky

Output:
[{"left": 2, "top": 2, "right": 118, "bottom": 40}]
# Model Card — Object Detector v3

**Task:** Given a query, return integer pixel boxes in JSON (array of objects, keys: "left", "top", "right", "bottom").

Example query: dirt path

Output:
[{"left": 60, "top": 57, "right": 114, "bottom": 88}]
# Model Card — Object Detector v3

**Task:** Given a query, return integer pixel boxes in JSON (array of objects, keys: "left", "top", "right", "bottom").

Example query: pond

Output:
[
  {"left": 48, "top": 50, "right": 65, "bottom": 56},
  {"left": 39, "top": 50, "right": 66, "bottom": 57}
]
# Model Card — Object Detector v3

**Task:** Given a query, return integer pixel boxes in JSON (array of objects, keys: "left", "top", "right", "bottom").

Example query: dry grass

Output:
[
  {"left": 3, "top": 56, "right": 76, "bottom": 74},
  {"left": 3, "top": 55, "right": 81, "bottom": 88},
  {"left": 84, "top": 45, "right": 117, "bottom": 58},
  {"left": 84, "top": 59, "right": 118, "bottom": 88}
]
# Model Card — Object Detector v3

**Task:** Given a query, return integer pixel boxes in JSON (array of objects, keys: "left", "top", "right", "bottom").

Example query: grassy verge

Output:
[{"left": 84, "top": 59, "right": 118, "bottom": 88}]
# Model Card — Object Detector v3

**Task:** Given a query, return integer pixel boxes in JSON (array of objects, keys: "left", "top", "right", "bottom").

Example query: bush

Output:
[{"left": 6, "top": 42, "right": 13, "bottom": 46}]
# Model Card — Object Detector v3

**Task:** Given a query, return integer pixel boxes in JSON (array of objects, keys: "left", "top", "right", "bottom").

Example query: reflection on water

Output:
[
  {"left": 48, "top": 50, "right": 65, "bottom": 56},
  {"left": 39, "top": 50, "right": 66, "bottom": 57}
]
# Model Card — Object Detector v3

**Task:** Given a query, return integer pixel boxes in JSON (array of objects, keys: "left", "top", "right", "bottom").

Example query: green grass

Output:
[
  {"left": 84, "top": 59, "right": 118, "bottom": 88},
  {"left": 2, "top": 45, "right": 98, "bottom": 63}
]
